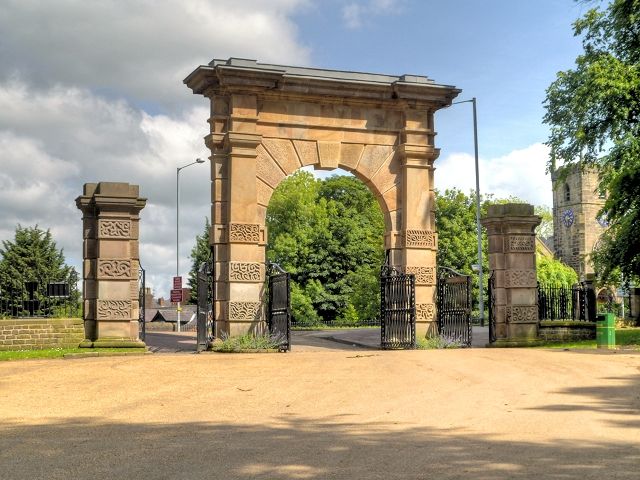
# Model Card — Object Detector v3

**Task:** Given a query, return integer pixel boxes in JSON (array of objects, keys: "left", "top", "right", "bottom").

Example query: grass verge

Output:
[
  {"left": 535, "top": 327, "right": 640, "bottom": 349},
  {"left": 0, "top": 347, "right": 146, "bottom": 361},
  {"left": 211, "top": 334, "right": 283, "bottom": 352}
]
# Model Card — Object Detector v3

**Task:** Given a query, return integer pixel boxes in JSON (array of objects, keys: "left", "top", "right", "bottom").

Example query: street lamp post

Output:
[
  {"left": 450, "top": 97, "right": 484, "bottom": 325},
  {"left": 176, "top": 158, "right": 205, "bottom": 332}
]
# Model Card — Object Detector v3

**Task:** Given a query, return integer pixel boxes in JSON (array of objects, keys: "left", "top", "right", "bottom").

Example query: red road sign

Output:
[
  {"left": 170, "top": 288, "right": 183, "bottom": 303},
  {"left": 173, "top": 276, "right": 182, "bottom": 289}
]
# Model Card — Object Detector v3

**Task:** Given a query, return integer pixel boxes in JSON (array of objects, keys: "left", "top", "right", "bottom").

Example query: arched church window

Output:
[{"left": 564, "top": 183, "right": 571, "bottom": 202}]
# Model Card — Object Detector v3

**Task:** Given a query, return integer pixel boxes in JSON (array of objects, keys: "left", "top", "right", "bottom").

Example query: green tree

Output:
[
  {"left": 435, "top": 188, "right": 488, "bottom": 276},
  {"left": 536, "top": 248, "right": 579, "bottom": 287},
  {"left": 535, "top": 205, "right": 554, "bottom": 241},
  {"left": 543, "top": 0, "right": 640, "bottom": 281},
  {"left": 187, "top": 217, "right": 212, "bottom": 304},
  {"left": 0, "top": 225, "right": 78, "bottom": 306},
  {"left": 266, "top": 171, "right": 384, "bottom": 324}
]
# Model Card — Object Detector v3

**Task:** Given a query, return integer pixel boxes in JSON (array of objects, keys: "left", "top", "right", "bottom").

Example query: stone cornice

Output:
[{"left": 185, "top": 58, "right": 460, "bottom": 109}]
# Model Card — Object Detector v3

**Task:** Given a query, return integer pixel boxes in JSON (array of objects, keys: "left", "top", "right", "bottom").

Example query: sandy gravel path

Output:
[{"left": 1, "top": 348, "right": 639, "bottom": 479}]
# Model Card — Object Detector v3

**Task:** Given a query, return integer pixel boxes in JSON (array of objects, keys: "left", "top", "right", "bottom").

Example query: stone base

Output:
[
  {"left": 539, "top": 321, "right": 596, "bottom": 342},
  {"left": 487, "top": 338, "right": 546, "bottom": 348},
  {"left": 79, "top": 338, "right": 146, "bottom": 349}
]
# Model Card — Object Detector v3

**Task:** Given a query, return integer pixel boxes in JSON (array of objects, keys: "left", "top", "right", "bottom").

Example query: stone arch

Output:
[
  {"left": 185, "top": 58, "right": 460, "bottom": 339},
  {"left": 255, "top": 139, "right": 398, "bottom": 232}
]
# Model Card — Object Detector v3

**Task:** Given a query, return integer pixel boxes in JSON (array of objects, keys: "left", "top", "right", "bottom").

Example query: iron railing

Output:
[
  {"left": 267, "top": 263, "right": 291, "bottom": 351},
  {"left": 0, "top": 281, "right": 80, "bottom": 318},
  {"left": 437, "top": 267, "right": 472, "bottom": 347},
  {"left": 196, "top": 260, "right": 214, "bottom": 352},
  {"left": 537, "top": 283, "right": 596, "bottom": 321},
  {"left": 380, "top": 265, "right": 416, "bottom": 349},
  {"left": 138, "top": 266, "right": 146, "bottom": 341}
]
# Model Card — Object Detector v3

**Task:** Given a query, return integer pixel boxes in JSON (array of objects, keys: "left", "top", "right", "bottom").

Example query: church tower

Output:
[{"left": 551, "top": 164, "right": 606, "bottom": 280}]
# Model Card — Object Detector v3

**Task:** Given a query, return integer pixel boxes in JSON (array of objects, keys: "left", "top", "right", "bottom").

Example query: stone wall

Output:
[
  {"left": 0, "top": 318, "right": 84, "bottom": 351},
  {"left": 538, "top": 321, "right": 596, "bottom": 342}
]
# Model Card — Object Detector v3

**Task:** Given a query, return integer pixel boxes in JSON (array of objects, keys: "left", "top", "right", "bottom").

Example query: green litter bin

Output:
[{"left": 596, "top": 313, "right": 616, "bottom": 349}]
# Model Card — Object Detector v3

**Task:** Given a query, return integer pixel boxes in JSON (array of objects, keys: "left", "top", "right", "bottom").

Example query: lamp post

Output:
[
  {"left": 450, "top": 97, "right": 484, "bottom": 325},
  {"left": 176, "top": 158, "right": 205, "bottom": 332}
]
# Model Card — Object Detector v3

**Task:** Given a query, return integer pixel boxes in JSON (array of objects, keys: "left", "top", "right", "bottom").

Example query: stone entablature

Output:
[
  {"left": 76, "top": 182, "right": 146, "bottom": 348},
  {"left": 185, "top": 58, "right": 460, "bottom": 338}
]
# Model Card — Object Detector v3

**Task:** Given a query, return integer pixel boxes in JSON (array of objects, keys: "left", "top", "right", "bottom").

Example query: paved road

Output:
[
  {"left": 1, "top": 346, "right": 638, "bottom": 479},
  {"left": 145, "top": 326, "right": 491, "bottom": 353}
]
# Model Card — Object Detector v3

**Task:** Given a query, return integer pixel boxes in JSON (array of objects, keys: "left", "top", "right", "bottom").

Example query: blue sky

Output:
[{"left": 0, "top": 0, "right": 591, "bottom": 296}]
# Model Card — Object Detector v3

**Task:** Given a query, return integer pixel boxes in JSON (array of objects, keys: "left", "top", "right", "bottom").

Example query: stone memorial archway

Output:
[{"left": 185, "top": 58, "right": 460, "bottom": 339}]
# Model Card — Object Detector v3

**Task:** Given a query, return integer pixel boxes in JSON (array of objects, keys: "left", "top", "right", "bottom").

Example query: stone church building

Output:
[{"left": 551, "top": 164, "right": 607, "bottom": 280}]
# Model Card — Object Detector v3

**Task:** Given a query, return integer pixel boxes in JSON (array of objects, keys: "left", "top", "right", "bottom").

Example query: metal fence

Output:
[
  {"left": 537, "top": 283, "right": 595, "bottom": 321},
  {"left": 0, "top": 281, "right": 80, "bottom": 318}
]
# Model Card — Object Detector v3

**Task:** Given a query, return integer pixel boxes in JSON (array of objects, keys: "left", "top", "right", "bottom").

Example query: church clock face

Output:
[{"left": 562, "top": 209, "right": 575, "bottom": 228}]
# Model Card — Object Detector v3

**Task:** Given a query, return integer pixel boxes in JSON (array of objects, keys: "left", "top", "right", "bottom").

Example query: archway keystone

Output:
[{"left": 185, "top": 58, "right": 460, "bottom": 338}]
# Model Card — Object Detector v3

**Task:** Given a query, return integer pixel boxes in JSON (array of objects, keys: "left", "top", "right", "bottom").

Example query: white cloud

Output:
[
  {"left": 0, "top": 82, "right": 210, "bottom": 298},
  {"left": 342, "top": 0, "right": 404, "bottom": 29},
  {"left": 0, "top": 1, "right": 311, "bottom": 299},
  {"left": 436, "top": 143, "right": 553, "bottom": 207},
  {"left": 0, "top": 0, "right": 311, "bottom": 111}
]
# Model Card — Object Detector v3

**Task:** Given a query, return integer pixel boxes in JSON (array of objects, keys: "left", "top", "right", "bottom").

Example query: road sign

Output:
[
  {"left": 170, "top": 288, "right": 183, "bottom": 303},
  {"left": 173, "top": 276, "right": 182, "bottom": 289}
]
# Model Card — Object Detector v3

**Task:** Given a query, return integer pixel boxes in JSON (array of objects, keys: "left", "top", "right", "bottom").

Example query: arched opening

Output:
[
  {"left": 564, "top": 183, "right": 571, "bottom": 202},
  {"left": 266, "top": 169, "right": 385, "bottom": 348}
]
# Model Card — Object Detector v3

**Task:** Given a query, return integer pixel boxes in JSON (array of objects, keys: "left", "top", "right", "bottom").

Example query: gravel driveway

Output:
[{"left": 1, "top": 347, "right": 638, "bottom": 479}]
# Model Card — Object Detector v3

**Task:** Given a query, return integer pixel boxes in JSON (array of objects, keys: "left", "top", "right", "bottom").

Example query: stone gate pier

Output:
[
  {"left": 76, "top": 182, "right": 146, "bottom": 348},
  {"left": 481, "top": 203, "right": 541, "bottom": 345}
]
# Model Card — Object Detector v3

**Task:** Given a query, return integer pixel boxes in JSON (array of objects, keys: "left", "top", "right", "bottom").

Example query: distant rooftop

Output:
[{"left": 208, "top": 58, "right": 436, "bottom": 86}]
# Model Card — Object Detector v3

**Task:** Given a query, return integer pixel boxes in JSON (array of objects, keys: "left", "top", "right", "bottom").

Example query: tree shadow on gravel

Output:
[
  {"left": 527, "top": 371, "right": 640, "bottom": 430},
  {"left": 1, "top": 414, "right": 638, "bottom": 480}
]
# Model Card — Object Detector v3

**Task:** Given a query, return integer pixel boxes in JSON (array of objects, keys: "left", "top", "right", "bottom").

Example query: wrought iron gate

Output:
[
  {"left": 437, "top": 267, "right": 472, "bottom": 347},
  {"left": 138, "top": 266, "right": 146, "bottom": 342},
  {"left": 488, "top": 270, "right": 496, "bottom": 343},
  {"left": 267, "top": 264, "right": 291, "bottom": 351},
  {"left": 196, "top": 260, "right": 214, "bottom": 352},
  {"left": 380, "top": 266, "right": 416, "bottom": 349}
]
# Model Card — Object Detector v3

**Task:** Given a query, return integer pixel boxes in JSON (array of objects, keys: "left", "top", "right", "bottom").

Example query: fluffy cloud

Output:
[
  {"left": 0, "top": 82, "right": 211, "bottom": 297},
  {"left": 0, "top": 0, "right": 311, "bottom": 110},
  {"left": 0, "top": 1, "right": 311, "bottom": 298},
  {"left": 436, "top": 143, "right": 553, "bottom": 207},
  {"left": 342, "top": 0, "right": 405, "bottom": 29}
]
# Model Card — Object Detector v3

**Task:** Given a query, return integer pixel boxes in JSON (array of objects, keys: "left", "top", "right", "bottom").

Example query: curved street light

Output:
[
  {"left": 176, "top": 158, "right": 205, "bottom": 332},
  {"left": 449, "top": 97, "right": 484, "bottom": 325}
]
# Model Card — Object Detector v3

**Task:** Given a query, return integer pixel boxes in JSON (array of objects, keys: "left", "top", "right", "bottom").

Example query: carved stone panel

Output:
[
  {"left": 508, "top": 235, "right": 535, "bottom": 252},
  {"left": 506, "top": 305, "right": 538, "bottom": 323},
  {"left": 228, "top": 301, "right": 262, "bottom": 321},
  {"left": 228, "top": 223, "right": 261, "bottom": 243},
  {"left": 404, "top": 229, "right": 437, "bottom": 248},
  {"left": 98, "top": 219, "right": 131, "bottom": 239},
  {"left": 97, "top": 259, "right": 132, "bottom": 279},
  {"left": 405, "top": 266, "right": 436, "bottom": 285},
  {"left": 228, "top": 262, "right": 262, "bottom": 282},
  {"left": 96, "top": 300, "right": 131, "bottom": 320},
  {"left": 416, "top": 303, "right": 435, "bottom": 321},
  {"left": 505, "top": 270, "right": 537, "bottom": 288}
]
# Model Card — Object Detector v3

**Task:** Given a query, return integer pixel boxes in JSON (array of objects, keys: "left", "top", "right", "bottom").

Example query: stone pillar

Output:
[
  {"left": 212, "top": 93, "right": 268, "bottom": 338},
  {"left": 481, "top": 204, "right": 541, "bottom": 345},
  {"left": 76, "top": 182, "right": 147, "bottom": 348},
  {"left": 398, "top": 109, "right": 439, "bottom": 338}
]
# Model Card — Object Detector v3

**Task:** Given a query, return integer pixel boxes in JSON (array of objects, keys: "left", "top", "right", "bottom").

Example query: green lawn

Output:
[
  {"left": 536, "top": 327, "right": 640, "bottom": 350},
  {"left": 0, "top": 347, "right": 146, "bottom": 361}
]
